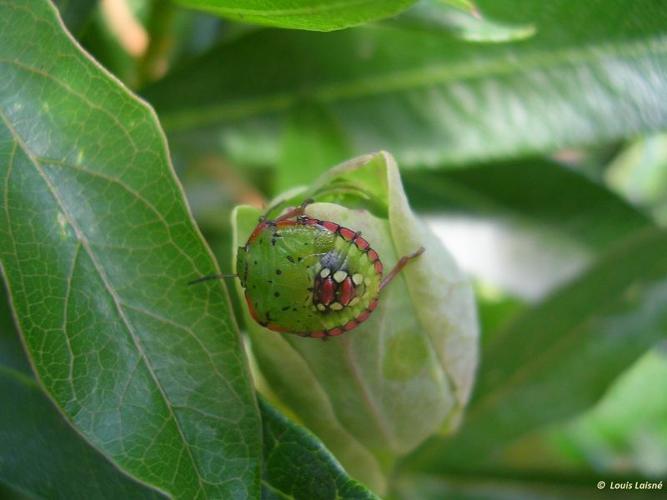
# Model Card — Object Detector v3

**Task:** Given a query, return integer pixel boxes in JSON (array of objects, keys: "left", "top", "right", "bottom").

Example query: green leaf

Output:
[
  {"left": 232, "top": 152, "right": 478, "bottom": 493},
  {"left": 0, "top": 363, "right": 164, "bottom": 499},
  {"left": 0, "top": 288, "right": 30, "bottom": 377},
  {"left": 260, "top": 397, "right": 379, "bottom": 500},
  {"left": 548, "top": 348, "right": 667, "bottom": 477},
  {"left": 276, "top": 102, "right": 352, "bottom": 193},
  {"left": 0, "top": 287, "right": 163, "bottom": 499},
  {"left": 403, "top": 159, "right": 654, "bottom": 252},
  {"left": 146, "top": 0, "right": 667, "bottom": 168},
  {"left": 0, "top": 1, "right": 261, "bottom": 498},
  {"left": 389, "top": 0, "right": 536, "bottom": 43},
  {"left": 605, "top": 133, "right": 667, "bottom": 225},
  {"left": 407, "top": 227, "right": 667, "bottom": 470},
  {"left": 172, "top": 0, "right": 417, "bottom": 32}
]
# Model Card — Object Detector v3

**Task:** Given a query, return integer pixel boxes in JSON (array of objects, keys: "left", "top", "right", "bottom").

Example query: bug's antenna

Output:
[{"left": 188, "top": 274, "right": 238, "bottom": 286}]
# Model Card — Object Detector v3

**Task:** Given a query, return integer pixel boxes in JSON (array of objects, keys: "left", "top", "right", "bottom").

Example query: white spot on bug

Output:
[
  {"left": 76, "top": 149, "right": 84, "bottom": 165},
  {"left": 330, "top": 302, "right": 343, "bottom": 311},
  {"left": 333, "top": 270, "right": 347, "bottom": 283},
  {"left": 320, "top": 268, "right": 331, "bottom": 278},
  {"left": 349, "top": 297, "right": 360, "bottom": 307},
  {"left": 352, "top": 273, "right": 363, "bottom": 286},
  {"left": 316, "top": 303, "right": 326, "bottom": 312}
]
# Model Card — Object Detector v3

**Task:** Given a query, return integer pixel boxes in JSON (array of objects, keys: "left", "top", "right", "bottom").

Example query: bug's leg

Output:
[
  {"left": 188, "top": 273, "right": 238, "bottom": 285},
  {"left": 380, "top": 247, "right": 425, "bottom": 290},
  {"left": 271, "top": 198, "right": 314, "bottom": 224}
]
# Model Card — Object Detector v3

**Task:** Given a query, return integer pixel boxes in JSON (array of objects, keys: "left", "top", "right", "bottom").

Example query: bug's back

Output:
[{"left": 238, "top": 218, "right": 383, "bottom": 337}]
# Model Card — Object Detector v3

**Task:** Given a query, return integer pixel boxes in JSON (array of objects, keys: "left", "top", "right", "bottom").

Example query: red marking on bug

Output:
[
  {"left": 367, "top": 249, "right": 379, "bottom": 262},
  {"left": 245, "top": 294, "right": 261, "bottom": 323},
  {"left": 356, "top": 310, "right": 370, "bottom": 323},
  {"left": 344, "top": 320, "right": 358, "bottom": 331},
  {"left": 339, "top": 227, "right": 356, "bottom": 241},
  {"left": 369, "top": 298, "right": 379, "bottom": 311},
  {"left": 319, "top": 277, "right": 335, "bottom": 305},
  {"left": 247, "top": 221, "right": 270, "bottom": 244},
  {"left": 310, "top": 331, "right": 326, "bottom": 338},
  {"left": 321, "top": 220, "right": 339, "bottom": 232},
  {"left": 328, "top": 327, "right": 344, "bottom": 336},
  {"left": 374, "top": 261, "right": 384, "bottom": 274},
  {"left": 354, "top": 236, "right": 369, "bottom": 251},
  {"left": 267, "top": 322, "right": 290, "bottom": 333},
  {"left": 302, "top": 217, "right": 319, "bottom": 226},
  {"left": 339, "top": 277, "right": 355, "bottom": 305},
  {"left": 275, "top": 220, "right": 297, "bottom": 229}
]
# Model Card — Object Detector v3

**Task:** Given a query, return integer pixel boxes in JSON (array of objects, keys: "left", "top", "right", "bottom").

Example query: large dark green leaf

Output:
[
  {"left": 407, "top": 227, "right": 667, "bottom": 469},
  {"left": 0, "top": 365, "right": 165, "bottom": 499},
  {"left": 0, "top": 1, "right": 261, "bottom": 498},
  {"left": 0, "top": 287, "right": 29, "bottom": 376},
  {"left": 173, "top": 0, "right": 416, "bottom": 32},
  {"left": 260, "top": 398, "right": 379, "bottom": 500},
  {"left": 146, "top": 0, "right": 667, "bottom": 168},
  {"left": 1, "top": 287, "right": 163, "bottom": 498},
  {"left": 403, "top": 160, "right": 654, "bottom": 251}
]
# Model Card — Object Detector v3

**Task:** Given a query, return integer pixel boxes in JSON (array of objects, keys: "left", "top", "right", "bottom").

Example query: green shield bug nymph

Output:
[{"left": 193, "top": 200, "right": 424, "bottom": 339}]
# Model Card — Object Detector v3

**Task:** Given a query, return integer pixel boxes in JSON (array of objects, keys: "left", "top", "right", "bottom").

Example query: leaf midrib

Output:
[
  {"left": 0, "top": 108, "right": 208, "bottom": 500},
  {"left": 158, "top": 33, "right": 667, "bottom": 131}
]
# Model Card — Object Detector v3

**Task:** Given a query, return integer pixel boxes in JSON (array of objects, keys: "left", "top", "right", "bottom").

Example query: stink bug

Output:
[{"left": 192, "top": 200, "right": 424, "bottom": 339}]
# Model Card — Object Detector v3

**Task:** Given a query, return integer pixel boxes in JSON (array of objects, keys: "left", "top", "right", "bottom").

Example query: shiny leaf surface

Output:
[
  {"left": 260, "top": 397, "right": 379, "bottom": 499},
  {"left": 173, "top": 0, "right": 416, "bottom": 32},
  {"left": 0, "top": 1, "right": 261, "bottom": 497},
  {"left": 146, "top": 0, "right": 667, "bottom": 168}
]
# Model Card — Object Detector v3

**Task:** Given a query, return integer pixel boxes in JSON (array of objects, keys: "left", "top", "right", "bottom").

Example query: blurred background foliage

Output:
[{"left": 2, "top": 0, "right": 667, "bottom": 498}]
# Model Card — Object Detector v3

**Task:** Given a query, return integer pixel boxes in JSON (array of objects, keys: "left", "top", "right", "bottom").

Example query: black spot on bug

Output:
[
  {"left": 274, "top": 292, "right": 280, "bottom": 298},
  {"left": 267, "top": 280, "right": 273, "bottom": 284},
  {"left": 271, "top": 239, "right": 276, "bottom": 246},
  {"left": 297, "top": 257, "right": 303, "bottom": 262},
  {"left": 281, "top": 305, "right": 290, "bottom": 311},
  {"left": 276, "top": 269, "right": 282, "bottom": 275},
  {"left": 254, "top": 260, "right": 258, "bottom": 265},
  {"left": 287, "top": 255, "right": 295, "bottom": 263},
  {"left": 306, "top": 287, "right": 313, "bottom": 292},
  {"left": 292, "top": 308, "right": 298, "bottom": 312}
]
